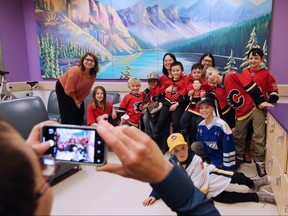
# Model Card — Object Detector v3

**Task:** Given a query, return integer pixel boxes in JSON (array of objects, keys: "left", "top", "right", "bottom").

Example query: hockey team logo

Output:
[
  {"left": 204, "top": 141, "right": 218, "bottom": 150},
  {"left": 227, "top": 89, "right": 244, "bottom": 109},
  {"left": 170, "top": 135, "right": 177, "bottom": 142},
  {"left": 134, "top": 101, "right": 144, "bottom": 113}
]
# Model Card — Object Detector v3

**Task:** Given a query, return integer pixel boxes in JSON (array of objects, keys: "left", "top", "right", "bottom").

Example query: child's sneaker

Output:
[
  {"left": 257, "top": 190, "right": 276, "bottom": 204},
  {"left": 236, "top": 157, "right": 244, "bottom": 169},
  {"left": 253, "top": 175, "right": 270, "bottom": 191},
  {"left": 254, "top": 160, "right": 266, "bottom": 177}
]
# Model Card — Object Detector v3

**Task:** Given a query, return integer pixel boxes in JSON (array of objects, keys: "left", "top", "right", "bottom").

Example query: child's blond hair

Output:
[{"left": 128, "top": 77, "right": 141, "bottom": 86}]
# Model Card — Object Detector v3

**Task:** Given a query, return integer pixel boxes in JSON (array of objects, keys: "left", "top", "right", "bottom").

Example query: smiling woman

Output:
[
  {"left": 199, "top": 53, "right": 216, "bottom": 68},
  {"left": 55, "top": 52, "right": 99, "bottom": 125}
]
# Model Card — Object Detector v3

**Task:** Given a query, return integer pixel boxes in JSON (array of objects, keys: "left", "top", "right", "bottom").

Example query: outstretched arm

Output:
[
  {"left": 96, "top": 121, "right": 220, "bottom": 215},
  {"left": 96, "top": 121, "right": 172, "bottom": 183}
]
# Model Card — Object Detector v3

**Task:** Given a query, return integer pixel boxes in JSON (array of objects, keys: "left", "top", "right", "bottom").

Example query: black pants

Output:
[
  {"left": 154, "top": 104, "right": 184, "bottom": 150},
  {"left": 212, "top": 172, "right": 258, "bottom": 203},
  {"left": 180, "top": 111, "right": 203, "bottom": 144},
  {"left": 55, "top": 80, "right": 84, "bottom": 125}
]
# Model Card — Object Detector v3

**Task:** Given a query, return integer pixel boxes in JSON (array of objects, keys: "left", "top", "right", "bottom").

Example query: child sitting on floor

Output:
[{"left": 142, "top": 133, "right": 275, "bottom": 206}]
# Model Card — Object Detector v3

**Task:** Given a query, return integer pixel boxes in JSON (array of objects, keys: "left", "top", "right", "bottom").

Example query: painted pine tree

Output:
[
  {"left": 120, "top": 64, "right": 132, "bottom": 79},
  {"left": 66, "top": 62, "right": 72, "bottom": 71},
  {"left": 96, "top": 51, "right": 102, "bottom": 61},
  {"left": 54, "top": 38, "right": 62, "bottom": 78},
  {"left": 42, "top": 34, "right": 52, "bottom": 78},
  {"left": 261, "top": 40, "right": 268, "bottom": 69},
  {"left": 240, "top": 27, "right": 260, "bottom": 69},
  {"left": 224, "top": 49, "right": 238, "bottom": 74},
  {"left": 38, "top": 32, "right": 101, "bottom": 78}
]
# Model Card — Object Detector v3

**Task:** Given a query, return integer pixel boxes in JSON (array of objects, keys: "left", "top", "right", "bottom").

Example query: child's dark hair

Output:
[
  {"left": 171, "top": 61, "right": 184, "bottom": 71},
  {"left": 191, "top": 63, "right": 204, "bottom": 71},
  {"left": 247, "top": 48, "right": 264, "bottom": 59}
]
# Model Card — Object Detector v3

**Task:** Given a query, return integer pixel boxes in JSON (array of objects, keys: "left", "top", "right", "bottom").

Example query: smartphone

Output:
[{"left": 40, "top": 124, "right": 107, "bottom": 166}]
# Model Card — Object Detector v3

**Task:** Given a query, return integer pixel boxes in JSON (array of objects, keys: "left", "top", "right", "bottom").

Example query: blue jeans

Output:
[{"left": 143, "top": 112, "right": 156, "bottom": 138}]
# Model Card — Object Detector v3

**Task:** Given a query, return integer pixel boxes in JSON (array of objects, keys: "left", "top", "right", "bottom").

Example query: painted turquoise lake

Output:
[{"left": 96, "top": 51, "right": 243, "bottom": 80}]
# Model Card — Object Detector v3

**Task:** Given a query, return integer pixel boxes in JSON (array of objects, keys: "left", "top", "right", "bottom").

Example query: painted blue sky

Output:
[
  {"left": 99, "top": 0, "right": 269, "bottom": 11},
  {"left": 100, "top": 0, "right": 198, "bottom": 10}
]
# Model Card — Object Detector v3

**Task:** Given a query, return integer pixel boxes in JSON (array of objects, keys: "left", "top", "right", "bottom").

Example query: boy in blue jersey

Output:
[{"left": 191, "top": 97, "right": 236, "bottom": 171}]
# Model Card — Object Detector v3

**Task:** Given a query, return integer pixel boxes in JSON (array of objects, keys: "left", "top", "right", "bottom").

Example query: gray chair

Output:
[
  {"left": 47, "top": 90, "right": 61, "bottom": 122},
  {"left": 107, "top": 92, "right": 120, "bottom": 105},
  {"left": 0, "top": 96, "right": 79, "bottom": 182},
  {"left": 0, "top": 96, "right": 49, "bottom": 139}
]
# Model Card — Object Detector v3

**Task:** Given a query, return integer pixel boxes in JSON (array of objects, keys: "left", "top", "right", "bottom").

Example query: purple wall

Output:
[
  {"left": 0, "top": 0, "right": 30, "bottom": 81},
  {"left": 269, "top": 0, "right": 288, "bottom": 84},
  {"left": 22, "top": 0, "right": 41, "bottom": 81},
  {"left": 0, "top": 0, "right": 287, "bottom": 84}
]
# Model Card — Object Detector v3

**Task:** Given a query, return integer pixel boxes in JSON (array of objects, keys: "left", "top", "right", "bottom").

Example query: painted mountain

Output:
[
  {"left": 37, "top": 0, "right": 267, "bottom": 57},
  {"left": 36, "top": 0, "right": 142, "bottom": 57},
  {"left": 179, "top": 0, "right": 272, "bottom": 24},
  {"left": 117, "top": 0, "right": 272, "bottom": 48},
  {"left": 117, "top": 3, "right": 206, "bottom": 47},
  {"left": 36, "top": 11, "right": 112, "bottom": 58},
  {"left": 35, "top": 0, "right": 273, "bottom": 79}
]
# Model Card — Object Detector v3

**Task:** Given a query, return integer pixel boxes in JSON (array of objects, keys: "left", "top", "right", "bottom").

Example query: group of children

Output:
[
  {"left": 143, "top": 131, "right": 274, "bottom": 206},
  {"left": 85, "top": 48, "right": 279, "bottom": 205}
]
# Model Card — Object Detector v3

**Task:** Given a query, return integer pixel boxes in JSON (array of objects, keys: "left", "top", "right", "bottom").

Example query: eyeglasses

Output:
[
  {"left": 84, "top": 58, "right": 95, "bottom": 63},
  {"left": 39, "top": 155, "right": 57, "bottom": 177},
  {"left": 202, "top": 59, "right": 212, "bottom": 63}
]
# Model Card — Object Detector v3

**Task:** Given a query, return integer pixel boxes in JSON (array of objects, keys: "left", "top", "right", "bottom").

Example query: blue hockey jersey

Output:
[{"left": 197, "top": 117, "right": 236, "bottom": 171}]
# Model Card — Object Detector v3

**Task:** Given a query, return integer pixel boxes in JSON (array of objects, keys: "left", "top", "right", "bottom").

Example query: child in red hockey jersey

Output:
[
  {"left": 204, "top": 67, "right": 273, "bottom": 174},
  {"left": 118, "top": 78, "right": 145, "bottom": 127},
  {"left": 241, "top": 48, "right": 279, "bottom": 165},
  {"left": 154, "top": 61, "right": 187, "bottom": 153},
  {"left": 180, "top": 63, "right": 209, "bottom": 144},
  {"left": 242, "top": 48, "right": 279, "bottom": 103},
  {"left": 142, "top": 71, "right": 164, "bottom": 138},
  {"left": 86, "top": 86, "right": 117, "bottom": 126}
]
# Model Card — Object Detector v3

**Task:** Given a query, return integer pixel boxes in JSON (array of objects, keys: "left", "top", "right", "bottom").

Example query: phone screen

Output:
[{"left": 41, "top": 125, "right": 106, "bottom": 166}]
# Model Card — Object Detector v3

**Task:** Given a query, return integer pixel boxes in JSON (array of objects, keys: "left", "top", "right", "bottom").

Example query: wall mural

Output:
[{"left": 34, "top": 0, "right": 273, "bottom": 80}]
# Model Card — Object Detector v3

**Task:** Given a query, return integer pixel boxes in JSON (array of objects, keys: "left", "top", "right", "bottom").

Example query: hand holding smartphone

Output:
[{"left": 40, "top": 124, "right": 107, "bottom": 166}]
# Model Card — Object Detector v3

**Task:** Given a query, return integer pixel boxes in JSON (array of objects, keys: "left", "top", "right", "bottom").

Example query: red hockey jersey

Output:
[
  {"left": 163, "top": 76, "right": 187, "bottom": 104},
  {"left": 147, "top": 85, "right": 162, "bottom": 105},
  {"left": 222, "top": 72, "right": 265, "bottom": 120},
  {"left": 86, "top": 102, "right": 113, "bottom": 125},
  {"left": 242, "top": 68, "right": 279, "bottom": 102},
  {"left": 119, "top": 92, "right": 145, "bottom": 126}
]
